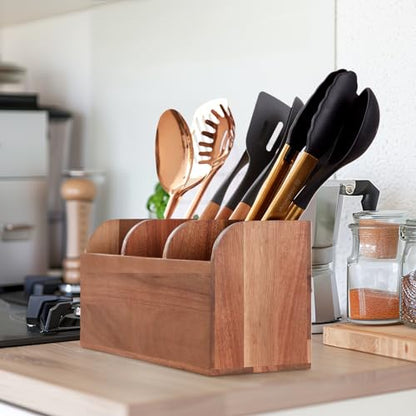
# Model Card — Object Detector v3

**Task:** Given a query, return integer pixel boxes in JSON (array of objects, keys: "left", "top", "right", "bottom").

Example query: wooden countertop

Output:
[{"left": 0, "top": 335, "right": 416, "bottom": 416}]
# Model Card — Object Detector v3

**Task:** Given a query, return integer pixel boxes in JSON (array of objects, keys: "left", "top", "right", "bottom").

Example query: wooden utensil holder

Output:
[{"left": 80, "top": 219, "right": 311, "bottom": 375}]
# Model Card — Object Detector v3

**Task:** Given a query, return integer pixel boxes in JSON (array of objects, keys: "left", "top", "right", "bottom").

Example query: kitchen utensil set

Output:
[{"left": 155, "top": 69, "right": 380, "bottom": 220}]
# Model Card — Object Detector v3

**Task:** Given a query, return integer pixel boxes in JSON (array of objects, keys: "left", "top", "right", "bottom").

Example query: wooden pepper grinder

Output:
[{"left": 60, "top": 177, "right": 96, "bottom": 284}]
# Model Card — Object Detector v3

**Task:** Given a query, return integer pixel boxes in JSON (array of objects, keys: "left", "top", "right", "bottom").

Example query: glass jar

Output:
[
  {"left": 347, "top": 211, "right": 406, "bottom": 325},
  {"left": 400, "top": 220, "right": 416, "bottom": 328}
]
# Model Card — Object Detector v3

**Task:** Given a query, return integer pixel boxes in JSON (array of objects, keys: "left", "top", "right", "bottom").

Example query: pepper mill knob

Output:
[{"left": 60, "top": 178, "right": 96, "bottom": 284}]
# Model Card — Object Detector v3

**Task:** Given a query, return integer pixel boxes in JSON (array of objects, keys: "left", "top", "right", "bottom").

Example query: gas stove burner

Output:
[
  {"left": 23, "top": 276, "right": 81, "bottom": 334},
  {"left": 24, "top": 275, "right": 81, "bottom": 298},
  {"left": 26, "top": 295, "right": 80, "bottom": 333},
  {"left": 59, "top": 283, "right": 80, "bottom": 296}
]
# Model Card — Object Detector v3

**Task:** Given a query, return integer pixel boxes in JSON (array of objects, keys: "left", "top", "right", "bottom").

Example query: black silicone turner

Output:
[{"left": 230, "top": 96, "right": 304, "bottom": 219}]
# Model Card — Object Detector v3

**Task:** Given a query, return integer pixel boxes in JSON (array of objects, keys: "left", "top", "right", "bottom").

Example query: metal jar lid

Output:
[{"left": 353, "top": 210, "right": 407, "bottom": 224}]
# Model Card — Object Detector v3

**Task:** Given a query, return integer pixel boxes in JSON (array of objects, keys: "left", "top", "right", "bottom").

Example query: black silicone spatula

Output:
[
  {"left": 245, "top": 69, "right": 349, "bottom": 221},
  {"left": 210, "top": 91, "right": 290, "bottom": 219},
  {"left": 262, "top": 70, "right": 358, "bottom": 220},
  {"left": 232, "top": 96, "right": 303, "bottom": 220},
  {"left": 285, "top": 88, "right": 380, "bottom": 220}
]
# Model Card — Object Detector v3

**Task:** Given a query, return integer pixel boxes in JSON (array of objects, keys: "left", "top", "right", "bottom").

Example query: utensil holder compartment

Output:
[{"left": 81, "top": 219, "right": 311, "bottom": 375}]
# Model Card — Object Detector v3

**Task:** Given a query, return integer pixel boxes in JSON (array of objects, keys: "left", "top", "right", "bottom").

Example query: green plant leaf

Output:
[{"left": 146, "top": 182, "right": 170, "bottom": 219}]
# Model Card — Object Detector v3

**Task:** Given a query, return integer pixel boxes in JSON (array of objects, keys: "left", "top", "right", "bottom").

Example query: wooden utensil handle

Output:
[
  {"left": 61, "top": 178, "right": 96, "bottom": 284},
  {"left": 199, "top": 201, "right": 221, "bottom": 220},
  {"left": 245, "top": 144, "right": 297, "bottom": 221},
  {"left": 284, "top": 202, "right": 304, "bottom": 220},
  {"left": 229, "top": 202, "right": 251, "bottom": 220},
  {"left": 215, "top": 205, "right": 233, "bottom": 220},
  {"left": 262, "top": 152, "right": 318, "bottom": 220}
]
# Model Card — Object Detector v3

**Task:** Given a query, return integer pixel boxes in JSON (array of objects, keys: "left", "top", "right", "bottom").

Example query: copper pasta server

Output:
[
  {"left": 180, "top": 99, "right": 229, "bottom": 213},
  {"left": 184, "top": 104, "right": 235, "bottom": 219}
]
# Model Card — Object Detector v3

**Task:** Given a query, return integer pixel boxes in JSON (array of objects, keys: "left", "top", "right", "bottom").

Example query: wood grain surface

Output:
[
  {"left": 81, "top": 253, "right": 212, "bottom": 372},
  {"left": 323, "top": 323, "right": 416, "bottom": 362},
  {"left": 215, "top": 206, "right": 233, "bottom": 220},
  {"left": 212, "top": 221, "right": 311, "bottom": 372},
  {"left": 163, "top": 219, "right": 233, "bottom": 260},
  {"left": 228, "top": 201, "right": 251, "bottom": 220},
  {"left": 212, "top": 221, "right": 245, "bottom": 370},
  {"left": 86, "top": 219, "right": 143, "bottom": 254},
  {"left": 199, "top": 201, "right": 221, "bottom": 220},
  {"left": 1, "top": 336, "right": 416, "bottom": 416},
  {"left": 121, "top": 219, "right": 187, "bottom": 257}
]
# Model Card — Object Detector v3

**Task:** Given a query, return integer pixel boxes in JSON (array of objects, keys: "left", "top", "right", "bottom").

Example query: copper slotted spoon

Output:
[
  {"left": 184, "top": 104, "right": 235, "bottom": 219},
  {"left": 156, "top": 109, "right": 194, "bottom": 218}
]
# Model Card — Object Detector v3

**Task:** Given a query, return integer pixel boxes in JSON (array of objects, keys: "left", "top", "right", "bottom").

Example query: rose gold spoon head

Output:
[{"left": 156, "top": 109, "right": 193, "bottom": 218}]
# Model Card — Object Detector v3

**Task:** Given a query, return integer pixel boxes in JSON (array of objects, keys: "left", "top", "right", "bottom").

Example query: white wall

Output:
[
  {"left": 333, "top": 0, "right": 416, "bottom": 311},
  {"left": 0, "top": 0, "right": 335, "bottom": 220},
  {"left": 336, "top": 0, "right": 416, "bottom": 212}
]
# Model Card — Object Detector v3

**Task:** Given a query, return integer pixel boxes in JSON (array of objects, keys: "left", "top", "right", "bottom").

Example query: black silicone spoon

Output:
[{"left": 285, "top": 88, "right": 380, "bottom": 220}]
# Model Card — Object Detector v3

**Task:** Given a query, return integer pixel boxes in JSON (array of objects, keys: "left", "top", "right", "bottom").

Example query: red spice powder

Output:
[{"left": 349, "top": 288, "right": 399, "bottom": 320}]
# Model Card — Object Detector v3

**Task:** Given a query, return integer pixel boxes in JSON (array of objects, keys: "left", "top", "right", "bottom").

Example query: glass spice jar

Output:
[
  {"left": 347, "top": 211, "right": 406, "bottom": 325},
  {"left": 400, "top": 220, "right": 416, "bottom": 328}
]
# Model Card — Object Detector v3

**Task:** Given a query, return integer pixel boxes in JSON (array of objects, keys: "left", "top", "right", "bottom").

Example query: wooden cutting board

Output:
[{"left": 323, "top": 323, "right": 416, "bottom": 362}]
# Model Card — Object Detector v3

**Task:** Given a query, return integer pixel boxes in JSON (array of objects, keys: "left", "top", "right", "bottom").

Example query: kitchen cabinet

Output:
[
  {"left": 0, "top": 335, "right": 416, "bottom": 416},
  {"left": 0, "top": 110, "right": 48, "bottom": 286}
]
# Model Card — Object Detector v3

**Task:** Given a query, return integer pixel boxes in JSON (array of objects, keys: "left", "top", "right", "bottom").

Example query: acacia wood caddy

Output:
[{"left": 80, "top": 218, "right": 311, "bottom": 375}]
